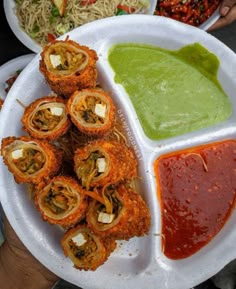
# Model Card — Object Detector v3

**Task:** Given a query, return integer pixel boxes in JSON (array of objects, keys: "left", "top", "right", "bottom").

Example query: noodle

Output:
[
  {"left": 56, "top": 115, "right": 129, "bottom": 164},
  {"left": 15, "top": 0, "right": 150, "bottom": 47}
]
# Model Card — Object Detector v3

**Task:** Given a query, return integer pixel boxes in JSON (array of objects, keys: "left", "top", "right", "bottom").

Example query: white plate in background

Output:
[
  {"left": 199, "top": 6, "right": 221, "bottom": 30},
  {"left": 1, "top": 15, "right": 236, "bottom": 289},
  {"left": 4, "top": 0, "right": 157, "bottom": 53},
  {"left": 0, "top": 54, "right": 35, "bottom": 101}
]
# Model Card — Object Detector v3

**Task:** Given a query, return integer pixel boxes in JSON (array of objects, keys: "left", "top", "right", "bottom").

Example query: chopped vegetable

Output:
[
  {"left": 116, "top": 9, "right": 128, "bottom": 15},
  {"left": 51, "top": 0, "right": 67, "bottom": 17},
  {"left": 29, "top": 24, "right": 40, "bottom": 38},
  {"left": 56, "top": 23, "right": 70, "bottom": 35},
  {"left": 116, "top": 4, "right": 135, "bottom": 14},
  {"left": 47, "top": 33, "right": 56, "bottom": 43},
  {"left": 51, "top": 6, "right": 60, "bottom": 17},
  {"left": 81, "top": 0, "right": 97, "bottom": 5}
]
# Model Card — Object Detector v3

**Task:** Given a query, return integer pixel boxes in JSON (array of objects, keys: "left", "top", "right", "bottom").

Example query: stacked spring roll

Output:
[
  {"left": 66, "top": 88, "right": 116, "bottom": 136},
  {"left": 1, "top": 39, "right": 151, "bottom": 271},
  {"left": 86, "top": 183, "right": 151, "bottom": 240},
  {"left": 21, "top": 96, "right": 71, "bottom": 140},
  {"left": 62, "top": 224, "right": 116, "bottom": 271},
  {"left": 35, "top": 176, "right": 88, "bottom": 228},
  {"left": 1, "top": 136, "right": 62, "bottom": 188},
  {"left": 74, "top": 139, "right": 138, "bottom": 189},
  {"left": 39, "top": 39, "right": 98, "bottom": 98}
]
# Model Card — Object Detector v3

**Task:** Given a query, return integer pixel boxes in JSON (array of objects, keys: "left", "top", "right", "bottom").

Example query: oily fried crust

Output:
[
  {"left": 66, "top": 88, "right": 116, "bottom": 136},
  {"left": 1, "top": 136, "right": 63, "bottom": 185},
  {"left": 61, "top": 224, "right": 116, "bottom": 271},
  {"left": 21, "top": 96, "right": 71, "bottom": 141},
  {"left": 39, "top": 39, "right": 98, "bottom": 98},
  {"left": 0, "top": 99, "right": 3, "bottom": 110},
  {"left": 87, "top": 184, "right": 151, "bottom": 240},
  {"left": 34, "top": 176, "right": 88, "bottom": 228},
  {"left": 74, "top": 140, "right": 138, "bottom": 187}
]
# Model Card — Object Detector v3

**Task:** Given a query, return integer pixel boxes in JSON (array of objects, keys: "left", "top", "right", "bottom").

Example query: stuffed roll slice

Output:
[
  {"left": 39, "top": 39, "right": 98, "bottom": 97},
  {"left": 66, "top": 88, "right": 115, "bottom": 136},
  {"left": 87, "top": 183, "right": 151, "bottom": 240},
  {"left": 1, "top": 136, "right": 62, "bottom": 185},
  {"left": 21, "top": 96, "right": 71, "bottom": 141},
  {"left": 61, "top": 224, "right": 116, "bottom": 271},
  {"left": 35, "top": 176, "right": 88, "bottom": 228},
  {"left": 74, "top": 140, "right": 137, "bottom": 189}
]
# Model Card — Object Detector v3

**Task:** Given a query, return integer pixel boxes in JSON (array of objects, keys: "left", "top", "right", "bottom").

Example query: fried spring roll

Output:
[
  {"left": 61, "top": 224, "right": 116, "bottom": 271},
  {"left": 87, "top": 184, "right": 151, "bottom": 240},
  {"left": 66, "top": 89, "right": 115, "bottom": 136},
  {"left": 74, "top": 140, "right": 137, "bottom": 189},
  {"left": 35, "top": 176, "right": 88, "bottom": 228},
  {"left": 39, "top": 39, "right": 98, "bottom": 97},
  {"left": 21, "top": 96, "right": 71, "bottom": 141},
  {"left": 1, "top": 136, "right": 62, "bottom": 185}
]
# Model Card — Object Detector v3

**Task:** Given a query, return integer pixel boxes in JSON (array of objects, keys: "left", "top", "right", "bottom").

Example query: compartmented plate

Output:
[{"left": 0, "top": 15, "right": 236, "bottom": 289}]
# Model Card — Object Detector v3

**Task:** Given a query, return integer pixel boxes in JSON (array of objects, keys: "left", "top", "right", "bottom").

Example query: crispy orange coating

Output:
[
  {"left": 35, "top": 176, "right": 88, "bottom": 228},
  {"left": 66, "top": 88, "right": 116, "bottom": 136},
  {"left": 61, "top": 224, "right": 116, "bottom": 271},
  {"left": 0, "top": 99, "right": 3, "bottom": 110},
  {"left": 1, "top": 136, "right": 63, "bottom": 185},
  {"left": 21, "top": 96, "right": 71, "bottom": 141},
  {"left": 74, "top": 140, "right": 137, "bottom": 189},
  {"left": 39, "top": 39, "right": 98, "bottom": 98},
  {"left": 87, "top": 184, "right": 151, "bottom": 240}
]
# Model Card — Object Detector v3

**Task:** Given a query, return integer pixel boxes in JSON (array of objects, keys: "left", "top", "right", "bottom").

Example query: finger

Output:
[
  {"left": 208, "top": 18, "right": 230, "bottom": 31},
  {"left": 220, "top": 0, "right": 236, "bottom": 16},
  {"left": 208, "top": 5, "right": 236, "bottom": 31}
]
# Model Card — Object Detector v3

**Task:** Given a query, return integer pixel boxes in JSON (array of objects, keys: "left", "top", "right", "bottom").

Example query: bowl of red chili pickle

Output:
[
  {"left": 154, "top": 140, "right": 236, "bottom": 259},
  {"left": 155, "top": 0, "right": 221, "bottom": 30}
]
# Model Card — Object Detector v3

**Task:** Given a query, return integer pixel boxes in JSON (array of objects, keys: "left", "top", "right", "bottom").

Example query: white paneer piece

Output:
[
  {"left": 11, "top": 149, "right": 23, "bottom": 159},
  {"left": 72, "top": 233, "right": 87, "bottom": 247},
  {"left": 96, "top": 158, "right": 106, "bottom": 173},
  {"left": 94, "top": 103, "right": 106, "bottom": 118},
  {"left": 50, "top": 54, "right": 62, "bottom": 68},
  {"left": 98, "top": 212, "right": 115, "bottom": 224},
  {"left": 50, "top": 107, "right": 64, "bottom": 116}
]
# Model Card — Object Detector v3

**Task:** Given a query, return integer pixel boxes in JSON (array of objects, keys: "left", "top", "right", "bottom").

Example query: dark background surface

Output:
[{"left": 0, "top": 0, "right": 236, "bottom": 288}]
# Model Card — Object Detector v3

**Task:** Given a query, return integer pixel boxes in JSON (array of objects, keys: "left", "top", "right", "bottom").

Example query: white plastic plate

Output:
[
  {"left": 4, "top": 0, "right": 157, "bottom": 53},
  {"left": 1, "top": 15, "right": 236, "bottom": 289},
  {"left": 199, "top": 6, "right": 221, "bottom": 30},
  {"left": 0, "top": 54, "right": 35, "bottom": 101}
]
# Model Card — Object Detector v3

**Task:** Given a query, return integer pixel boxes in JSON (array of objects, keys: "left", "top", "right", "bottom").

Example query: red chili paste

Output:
[
  {"left": 155, "top": 0, "right": 221, "bottom": 27},
  {"left": 154, "top": 140, "right": 236, "bottom": 259}
]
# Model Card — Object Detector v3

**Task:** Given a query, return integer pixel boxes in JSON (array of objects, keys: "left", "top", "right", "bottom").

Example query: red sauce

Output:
[
  {"left": 154, "top": 140, "right": 236, "bottom": 259},
  {"left": 155, "top": 0, "right": 221, "bottom": 27}
]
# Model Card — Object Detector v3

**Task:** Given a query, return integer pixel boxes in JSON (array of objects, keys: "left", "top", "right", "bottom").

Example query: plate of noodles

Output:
[
  {"left": 4, "top": 0, "right": 157, "bottom": 53},
  {"left": 1, "top": 14, "right": 236, "bottom": 289}
]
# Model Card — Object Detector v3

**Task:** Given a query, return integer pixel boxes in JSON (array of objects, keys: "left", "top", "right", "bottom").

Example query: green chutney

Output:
[{"left": 108, "top": 43, "right": 232, "bottom": 140}]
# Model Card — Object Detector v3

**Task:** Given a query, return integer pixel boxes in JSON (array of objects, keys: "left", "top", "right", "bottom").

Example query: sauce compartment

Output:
[
  {"left": 147, "top": 133, "right": 236, "bottom": 284},
  {"left": 154, "top": 139, "right": 236, "bottom": 259}
]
